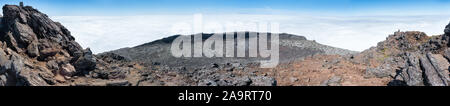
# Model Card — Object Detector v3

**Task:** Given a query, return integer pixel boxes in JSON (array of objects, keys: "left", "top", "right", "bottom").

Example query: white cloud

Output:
[{"left": 51, "top": 14, "right": 450, "bottom": 53}]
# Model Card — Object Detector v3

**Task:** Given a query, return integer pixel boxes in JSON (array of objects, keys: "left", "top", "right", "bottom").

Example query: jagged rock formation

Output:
[
  {"left": 0, "top": 4, "right": 142, "bottom": 86},
  {"left": 0, "top": 4, "right": 88, "bottom": 86},
  {"left": 355, "top": 23, "right": 450, "bottom": 86},
  {"left": 255, "top": 22, "right": 450, "bottom": 86}
]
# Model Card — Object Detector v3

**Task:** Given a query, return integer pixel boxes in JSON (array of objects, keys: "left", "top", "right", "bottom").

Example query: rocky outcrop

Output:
[
  {"left": 73, "top": 48, "right": 97, "bottom": 74},
  {"left": 0, "top": 4, "right": 99, "bottom": 86},
  {"left": 421, "top": 53, "right": 449, "bottom": 86},
  {"left": 399, "top": 52, "right": 424, "bottom": 86},
  {"left": 396, "top": 52, "right": 450, "bottom": 86},
  {"left": 362, "top": 22, "right": 450, "bottom": 86}
]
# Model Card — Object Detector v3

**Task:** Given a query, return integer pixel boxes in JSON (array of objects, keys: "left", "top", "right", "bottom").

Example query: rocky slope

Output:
[
  {"left": 0, "top": 4, "right": 151, "bottom": 86},
  {"left": 346, "top": 27, "right": 450, "bottom": 86},
  {"left": 364, "top": 28, "right": 450, "bottom": 86}
]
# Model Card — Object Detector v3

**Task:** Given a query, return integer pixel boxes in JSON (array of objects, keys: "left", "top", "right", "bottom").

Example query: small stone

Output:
[
  {"left": 60, "top": 63, "right": 76, "bottom": 78},
  {"left": 26, "top": 41, "right": 39, "bottom": 57},
  {"left": 39, "top": 48, "right": 59, "bottom": 59},
  {"left": 290, "top": 77, "right": 299, "bottom": 82},
  {"left": 211, "top": 63, "right": 219, "bottom": 68},
  {"left": 321, "top": 76, "right": 342, "bottom": 86},
  {"left": 54, "top": 74, "right": 66, "bottom": 82}
]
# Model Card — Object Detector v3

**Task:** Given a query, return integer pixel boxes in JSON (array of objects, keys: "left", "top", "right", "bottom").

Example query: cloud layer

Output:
[{"left": 52, "top": 14, "right": 450, "bottom": 53}]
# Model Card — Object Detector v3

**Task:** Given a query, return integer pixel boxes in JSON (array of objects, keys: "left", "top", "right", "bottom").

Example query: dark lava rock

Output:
[
  {"left": 399, "top": 52, "right": 424, "bottom": 86},
  {"left": 73, "top": 48, "right": 97, "bottom": 74},
  {"left": 364, "top": 63, "right": 393, "bottom": 78},
  {"left": 395, "top": 52, "right": 449, "bottom": 86},
  {"left": 91, "top": 66, "right": 130, "bottom": 79},
  {"left": 1, "top": 5, "right": 83, "bottom": 57},
  {"left": 97, "top": 52, "right": 130, "bottom": 63},
  {"left": 420, "top": 53, "right": 449, "bottom": 86},
  {"left": 106, "top": 80, "right": 131, "bottom": 86},
  {"left": 365, "top": 23, "right": 450, "bottom": 86},
  {"left": 0, "top": 4, "right": 100, "bottom": 86},
  {"left": 445, "top": 22, "right": 450, "bottom": 35}
]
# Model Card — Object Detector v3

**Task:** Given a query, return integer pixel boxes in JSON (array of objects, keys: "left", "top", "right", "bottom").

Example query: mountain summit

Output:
[{"left": 107, "top": 32, "right": 357, "bottom": 69}]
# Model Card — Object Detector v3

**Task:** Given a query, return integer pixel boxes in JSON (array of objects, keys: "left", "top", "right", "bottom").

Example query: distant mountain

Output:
[{"left": 105, "top": 32, "right": 357, "bottom": 69}]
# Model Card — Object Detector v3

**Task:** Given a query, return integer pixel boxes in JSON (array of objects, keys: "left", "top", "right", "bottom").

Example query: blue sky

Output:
[
  {"left": 1, "top": 0, "right": 450, "bottom": 53},
  {"left": 1, "top": 0, "right": 450, "bottom": 16}
]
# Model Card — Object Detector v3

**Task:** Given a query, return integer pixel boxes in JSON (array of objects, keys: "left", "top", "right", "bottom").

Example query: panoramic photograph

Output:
[
  {"left": 0, "top": 0, "right": 449, "bottom": 104},
  {"left": 1, "top": 0, "right": 450, "bottom": 87}
]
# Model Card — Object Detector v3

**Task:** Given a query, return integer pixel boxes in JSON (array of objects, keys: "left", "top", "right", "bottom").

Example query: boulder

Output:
[
  {"left": 26, "top": 41, "right": 39, "bottom": 57},
  {"left": 400, "top": 52, "right": 424, "bottom": 86},
  {"left": 0, "top": 74, "right": 6, "bottom": 86},
  {"left": 97, "top": 52, "right": 130, "bottom": 63},
  {"left": 419, "top": 53, "right": 448, "bottom": 86},
  {"left": 38, "top": 47, "right": 59, "bottom": 60},
  {"left": 16, "top": 69, "right": 49, "bottom": 86},
  {"left": 8, "top": 53, "right": 50, "bottom": 86},
  {"left": 46, "top": 60, "right": 59, "bottom": 71},
  {"left": 91, "top": 66, "right": 130, "bottom": 79},
  {"left": 73, "top": 48, "right": 97, "bottom": 74},
  {"left": 364, "top": 63, "right": 393, "bottom": 78},
  {"left": 60, "top": 63, "right": 76, "bottom": 78}
]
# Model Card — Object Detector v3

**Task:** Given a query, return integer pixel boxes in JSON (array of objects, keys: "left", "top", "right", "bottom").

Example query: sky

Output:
[
  {"left": 1, "top": 0, "right": 450, "bottom": 53},
  {"left": 2, "top": 0, "right": 450, "bottom": 15}
]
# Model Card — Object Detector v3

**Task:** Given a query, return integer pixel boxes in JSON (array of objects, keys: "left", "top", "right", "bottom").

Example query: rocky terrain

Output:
[
  {"left": 265, "top": 27, "right": 450, "bottom": 86},
  {"left": 0, "top": 3, "right": 449, "bottom": 86}
]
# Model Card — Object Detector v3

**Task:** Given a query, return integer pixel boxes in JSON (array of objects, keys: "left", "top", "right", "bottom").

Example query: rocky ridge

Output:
[
  {"left": 332, "top": 24, "right": 450, "bottom": 86},
  {"left": 0, "top": 4, "right": 145, "bottom": 86}
]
